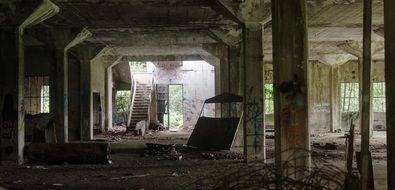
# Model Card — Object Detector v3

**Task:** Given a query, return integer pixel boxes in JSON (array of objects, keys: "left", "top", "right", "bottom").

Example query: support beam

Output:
[
  {"left": 49, "top": 29, "right": 73, "bottom": 143},
  {"left": 361, "top": 0, "right": 373, "bottom": 189},
  {"left": 76, "top": 47, "right": 102, "bottom": 141},
  {"left": 63, "top": 28, "right": 92, "bottom": 142},
  {"left": 105, "top": 56, "right": 121, "bottom": 131},
  {"left": 15, "top": 0, "right": 59, "bottom": 164},
  {"left": 243, "top": 22, "right": 264, "bottom": 157},
  {"left": 0, "top": 30, "right": 18, "bottom": 164},
  {"left": 384, "top": 0, "right": 395, "bottom": 189},
  {"left": 202, "top": 44, "right": 231, "bottom": 117},
  {"left": 330, "top": 67, "right": 341, "bottom": 132},
  {"left": 272, "top": 0, "right": 309, "bottom": 175}
]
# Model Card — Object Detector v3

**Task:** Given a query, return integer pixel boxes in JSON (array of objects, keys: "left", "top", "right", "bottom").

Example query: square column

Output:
[
  {"left": 272, "top": 0, "right": 309, "bottom": 171},
  {"left": 243, "top": 22, "right": 264, "bottom": 156},
  {"left": 0, "top": 31, "right": 20, "bottom": 164},
  {"left": 384, "top": 0, "right": 395, "bottom": 189}
]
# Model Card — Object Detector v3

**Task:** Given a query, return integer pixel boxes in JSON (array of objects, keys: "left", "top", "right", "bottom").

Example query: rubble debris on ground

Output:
[
  {"left": 312, "top": 142, "right": 338, "bottom": 150},
  {"left": 149, "top": 120, "right": 166, "bottom": 131},
  {"left": 201, "top": 151, "right": 244, "bottom": 160},
  {"left": 145, "top": 143, "right": 184, "bottom": 160}
]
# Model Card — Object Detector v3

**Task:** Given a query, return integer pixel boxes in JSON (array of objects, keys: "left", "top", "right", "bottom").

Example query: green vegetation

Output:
[
  {"left": 129, "top": 61, "right": 147, "bottom": 73},
  {"left": 373, "top": 82, "right": 386, "bottom": 112},
  {"left": 166, "top": 85, "right": 183, "bottom": 129},
  {"left": 264, "top": 84, "right": 274, "bottom": 114},
  {"left": 340, "top": 82, "right": 386, "bottom": 113},
  {"left": 116, "top": 91, "right": 131, "bottom": 122}
]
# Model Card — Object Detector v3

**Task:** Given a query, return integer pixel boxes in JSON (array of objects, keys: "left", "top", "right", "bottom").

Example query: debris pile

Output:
[
  {"left": 145, "top": 143, "right": 183, "bottom": 160},
  {"left": 201, "top": 152, "right": 243, "bottom": 160}
]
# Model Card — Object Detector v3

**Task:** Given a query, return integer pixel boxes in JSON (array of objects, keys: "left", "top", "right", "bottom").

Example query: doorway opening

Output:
[
  {"left": 92, "top": 92, "right": 102, "bottom": 135},
  {"left": 164, "top": 84, "right": 183, "bottom": 131}
]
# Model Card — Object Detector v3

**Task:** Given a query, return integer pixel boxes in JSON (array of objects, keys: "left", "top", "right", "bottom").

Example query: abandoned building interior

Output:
[{"left": 0, "top": 0, "right": 394, "bottom": 189}]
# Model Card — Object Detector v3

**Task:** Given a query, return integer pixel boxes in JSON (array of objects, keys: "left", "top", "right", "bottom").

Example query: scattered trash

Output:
[
  {"left": 312, "top": 142, "right": 338, "bottom": 150},
  {"left": 12, "top": 180, "right": 22, "bottom": 184},
  {"left": 149, "top": 120, "right": 166, "bottom": 131},
  {"left": 111, "top": 174, "right": 150, "bottom": 180},
  {"left": 26, "top": 165, "right": 48, "bottom": 170},
  {"left": 201, "top": 152, "right": 243, "bottom": 160},
  {"left": 171, "top": 172, "right": 179, "bottom": 177},
  {"left": 145, "top": 143, "right": 184, "bottom": 160}
]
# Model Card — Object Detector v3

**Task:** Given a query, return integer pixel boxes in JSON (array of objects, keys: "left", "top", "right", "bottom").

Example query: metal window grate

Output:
[{"left": 24, "top": 76, "right": 50, "bottom": 115}]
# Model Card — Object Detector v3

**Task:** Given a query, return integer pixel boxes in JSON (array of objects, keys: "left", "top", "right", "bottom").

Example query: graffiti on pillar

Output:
[
  {"left": 279, "top": 75, "right": 307, "bottom": 148},
  {"left": 246, "top": 100, "right": 263, "bottom": 152},
  {"left": 1, "top": 94, "right": 18, "bottom": 160}
]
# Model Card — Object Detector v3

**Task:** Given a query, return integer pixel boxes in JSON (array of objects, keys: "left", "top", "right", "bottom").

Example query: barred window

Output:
[
  {"left": 24, "top": 76, "right": 50, "bottom": 115},
  {"left": 341, "top": 83, "right": 359, "bottom": 113},
  {"left": 373, "top": 82, "right": 386, "bottom": 112}
]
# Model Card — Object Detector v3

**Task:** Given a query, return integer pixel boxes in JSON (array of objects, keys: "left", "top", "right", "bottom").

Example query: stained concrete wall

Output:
[
  {"left": 308, "top": 61, "right": 332, "bottom": 131},
  {"left": 153, "top": 61, "right": 215, "bottom": 129},
  {"left": 262, "top": 60, "right": 386, "bottom": 132},
  {"left": 338, "top": 60, "right": 386, "bottom": 130}
]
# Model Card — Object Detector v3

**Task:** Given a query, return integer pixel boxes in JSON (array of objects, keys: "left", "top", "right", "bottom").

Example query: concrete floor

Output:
[{"left": 0, "top": 131, "right": 387, "bottom": 190}]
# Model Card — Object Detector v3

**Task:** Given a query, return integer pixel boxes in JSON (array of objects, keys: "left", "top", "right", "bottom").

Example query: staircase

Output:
[{"left": 128, "top": 82, "right": 152, "bottom": 130}]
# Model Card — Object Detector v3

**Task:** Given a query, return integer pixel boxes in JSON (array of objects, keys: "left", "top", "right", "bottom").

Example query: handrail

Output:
[{"left": 127, "top": 75, "right": 137, "bottom": 128}]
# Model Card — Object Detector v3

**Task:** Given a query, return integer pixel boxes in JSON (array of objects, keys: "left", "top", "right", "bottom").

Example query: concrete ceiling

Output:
[{"left": 0, "top": 0, "right": 385, "bottom": 65}]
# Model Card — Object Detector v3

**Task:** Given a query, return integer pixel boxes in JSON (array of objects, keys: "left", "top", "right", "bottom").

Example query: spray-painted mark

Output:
[
  {"left": 1, "top": 121, "right": 17, "bottom": 158},
  {"left": 246, "top": 100, "right": 263, "bottom": 152}
]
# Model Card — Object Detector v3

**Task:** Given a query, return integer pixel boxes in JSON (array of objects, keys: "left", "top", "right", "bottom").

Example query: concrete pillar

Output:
[
  {"left": 229, "top": 46, "right": 242, "bottom": 116},
  {"left": 0, "top": 31, "right": 19, "bottom": 163},
  {"left": 49, "top": 29, "right": 73, "bottom": 143},
  {"left": 76, "top": 47, "right": 98, "bottom": 141},
  {"left": 200, "top": 54, "right": 221, "bottom": 116},
  {"left": 104, "top": 57, "right": 121, "bottom": 131},
  {"left": 229, "top": 47, "right": 241, "bottom": 95},
  {"left": 243, "top": 22, "right": 264, "bottom": 156},
  {"left": 384, "top": 0, "right": 395, "bottom": 188},
  {"left": 330, "top": 67, "right": 341, "bottom": 132},
  {"left": 105, "top": 66, "right": 114, "bottom": 131},
  {"left": 272, "top": 0, "right": 309, "bottom": 173},
  {"left": 360, "top": 0, "right": 373, "bottom": 188}
]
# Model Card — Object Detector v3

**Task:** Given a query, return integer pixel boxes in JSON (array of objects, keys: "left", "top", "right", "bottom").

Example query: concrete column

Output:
[
  {"left": 105, "top": 66, "right": 115, "bottom": 131},
  {"left": 80, "top": 59, "right": 91, "bottom": 140},
  {"left": 330, "top": 67, "right": 341, "bottom": 132},
  {"left": 361, "top": 0, "right": 373, "bottom": 188},
  {"left": 384, "top": 0, "right": 395, "bottom": 189},
  {"left": 76, "top": 47, "right": 98, "bottom": 141},
  {"left": 104, "top": 57, "right": 121, "bottom": 131},
  {"left": 272, "top": 0, "right": 309, "bottom": 172},
  {"left": 229, "top": 46, "right": 242, "bottom": 116},
  {"left": 229, "top": 47, "right": 241, "bottom": 95},
  {"left": 243, "top": 22, "right": 264, "bottom": 156},
  {"left": 49, "top": 29, "right": 73, "bottom": 143},
  {"left": 0, "top": 31, "right": 19, "bottom": 163}
]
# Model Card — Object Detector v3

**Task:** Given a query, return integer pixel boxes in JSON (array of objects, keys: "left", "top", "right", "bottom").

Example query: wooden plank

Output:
[
  {"left": 356, "top": 152, "right": 375, "bottom": 190},
  {"left": 187, "top": 117, "right": 240, "bottom": 150},
  {"left": 25, "top": 143, "right": 111, "bottom": 164}
]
